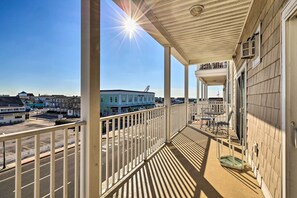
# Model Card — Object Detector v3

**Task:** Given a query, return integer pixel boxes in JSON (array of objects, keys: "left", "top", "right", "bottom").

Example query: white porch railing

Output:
[
  {"left": 192, "top": 101, "right": 232, "bottom": 123},
  {"left": 170, "top": 104, "right": 187, "bottom": 138},
  {"left": 100, "top": 107, "right": 166, "bottom": 195},
  {"left": 0, "top": 121, "right": 86, "bottom": 198},
  {"left": 188, "top": 103, "right": 197, "bottom": 123},
  {"left": 0, "top": 105, "right": 191, "bottom": 197}
]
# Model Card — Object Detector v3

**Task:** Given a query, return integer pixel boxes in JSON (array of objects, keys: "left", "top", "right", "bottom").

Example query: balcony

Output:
[
  {"left": 0, "top": 104, "right": 263, "bottom": 197},
  {"left": 0, "top": 0, "right": 288, "bottom": 197},
  {"left": 195, "top": 62, "right": 228, "bottom": 86}
]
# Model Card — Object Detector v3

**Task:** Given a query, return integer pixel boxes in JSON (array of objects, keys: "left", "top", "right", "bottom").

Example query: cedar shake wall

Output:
[{"left": 233, "top": 0, "right": 288, "bottom": 197}]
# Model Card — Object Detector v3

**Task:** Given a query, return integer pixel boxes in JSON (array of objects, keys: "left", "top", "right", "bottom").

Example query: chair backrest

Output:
[{"left": 201, "top": 107, "right": 209, "bottom": 117}]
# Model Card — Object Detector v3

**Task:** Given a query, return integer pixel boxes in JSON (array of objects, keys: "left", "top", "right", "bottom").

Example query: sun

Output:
[{"left": 123, "top": 17, "right": 137, "bottom": 39}]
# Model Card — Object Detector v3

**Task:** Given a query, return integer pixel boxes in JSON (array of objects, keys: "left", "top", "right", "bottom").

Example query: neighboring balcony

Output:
[{"left": 195, "top": 62, "right": 228, "bottom": 86}]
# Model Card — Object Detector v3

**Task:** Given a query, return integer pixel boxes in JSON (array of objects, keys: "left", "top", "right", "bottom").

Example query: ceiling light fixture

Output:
[{"left": 189, "top": 5, "right": 204, "bottom": 17}]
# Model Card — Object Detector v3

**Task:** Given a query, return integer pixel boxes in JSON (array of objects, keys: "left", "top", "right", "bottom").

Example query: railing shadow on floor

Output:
[
  {"left": 106, "top": 128, "right": 223, "bottom": 198},
  {"left": 187, "top": 126, "right": 261, "bottom": 196}
]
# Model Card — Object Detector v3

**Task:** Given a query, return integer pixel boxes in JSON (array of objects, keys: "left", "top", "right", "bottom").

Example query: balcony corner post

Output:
[
  {"left": 184, "top": 64, "right": 189, "bottom": 125},
  {"left": 164, "top": 46, "right": 171, "bottom": 143},
  {"left": 81, "top": 0, "right": 101, "bottom": 197}
]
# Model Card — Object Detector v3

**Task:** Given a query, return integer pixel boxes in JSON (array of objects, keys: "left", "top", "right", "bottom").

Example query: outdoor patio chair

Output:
[
  {"left": 200, "top": 107, "right": 212, "bottom": 129},
  {"left": 216, "top": 110, "right": 233, "bottom": 136}
]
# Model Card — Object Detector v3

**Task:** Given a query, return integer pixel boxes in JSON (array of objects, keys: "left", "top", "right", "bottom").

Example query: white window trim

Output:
[{"left": 252, "top": 23, "right": 261, "bottom": 68}]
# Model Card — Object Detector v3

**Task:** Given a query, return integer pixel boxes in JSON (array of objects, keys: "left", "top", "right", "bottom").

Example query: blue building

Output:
[{"left": 100, "top": 90, "right": 155, "bottom": 116}]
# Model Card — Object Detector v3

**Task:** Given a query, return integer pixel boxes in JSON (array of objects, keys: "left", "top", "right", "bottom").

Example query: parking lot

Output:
[{"left": 0, "top": 114, "right": 78, "bottom": 167}]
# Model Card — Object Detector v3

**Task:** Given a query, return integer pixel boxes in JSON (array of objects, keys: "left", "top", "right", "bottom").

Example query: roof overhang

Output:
[{"left": 113, "top": 0, "right": 252, "bottom": 65}]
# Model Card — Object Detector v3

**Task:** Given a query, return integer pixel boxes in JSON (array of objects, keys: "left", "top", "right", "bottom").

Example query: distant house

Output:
[
  {"left": 0, "top": 96, "right": 26, "bottom": 125},
  {"left": 100, "top": 90, "right": 155, "bottom": 116},
  {"left": 18, "top": 91, "right": 34, "bottom": 99},
  {"left": 48, "top": 95, "right": 81, "bottom": 117}
]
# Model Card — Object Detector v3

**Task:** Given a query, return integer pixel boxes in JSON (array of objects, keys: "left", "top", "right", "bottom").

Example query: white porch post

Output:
[
  {"left": 226, "top": 62, "right": 230, "bottom": 116},
  {"left": 204, "top": 84, "right": 207, "bottom": 100},
  {"left": 184, "top": 65, "right": 189, "bottom": 124},
  {"left": 205, "top": 84, "right": 208, "bottom": 100},
  {"left": 81, "top": 0, "right": 100, "bottom": 197},
  {"left": 164, "top": 46, "right": 171, "bottom": 143},
  {"left": 201, "top": 82, "right": 204, "bottom": 101},
  {"left": 197, "top": 79, "right": 200, "bottom": 103}
]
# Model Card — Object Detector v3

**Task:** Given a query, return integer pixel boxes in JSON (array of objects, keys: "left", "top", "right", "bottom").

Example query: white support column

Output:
[
  {"left": 81, "top": 0, "right": 100, "bottom": 197},
  {"left": 197, "top": 79, "right": 200, "bottom": 103},
  {"left": 184, "top": 65, "right": 189, "bottom": 125},
  {"left": 201, "top": 82, "right": 204, "bottom": 101},
  {"left": 164, "top": 46, "right": 171, "bottom": 143},
  {"left": 204, "top": 84, "right": 207, "bottom": 101},
  {"left": 226, "top": 62, "right": 230, "bottom": 117},
  {"left": 205, "top": 84, "right": 208, "bottom": 100}
]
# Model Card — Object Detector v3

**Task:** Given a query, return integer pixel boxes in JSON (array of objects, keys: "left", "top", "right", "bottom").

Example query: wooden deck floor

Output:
[{"left": 106, "top": 127, "right": 263, "bottom": 198}]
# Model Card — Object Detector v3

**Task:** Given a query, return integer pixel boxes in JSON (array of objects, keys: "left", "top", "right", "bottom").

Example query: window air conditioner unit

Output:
[{"left": 241, "top": 39, "right": 255, "bottom": 59}]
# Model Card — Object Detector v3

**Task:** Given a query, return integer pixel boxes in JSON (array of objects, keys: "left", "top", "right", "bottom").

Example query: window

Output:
[
  {"left": 128, "top": 95, "right": 133, "bottom": 102},
  {"left": 140, "top": 97, "right": 143, "bottom": 102},
  {"left": 0, "top": 117, "right": 3, "bottom": 120},
  {"left": 15, "top": 115, "right": 22, "bottom": 119},
  {"left": 252, "top": 23, "right": 261, "bottom": 68},
  {"left": 144, "top": 96, "right": 147, "bottom": 102},
  {"left": 115, "top": 97, "right": 118, "bottom": 103},
  {"left": 110, "top": 96, "right": 113, "bottom": 103},
  {"left": 122, "top": 96, "right": 126, "bottom": 103},
  {"left": 101, "top": 98, "right": 103, "bottom": 103},
  {"left": 134, "top": 96, "right": 137, "bottom": 102}
]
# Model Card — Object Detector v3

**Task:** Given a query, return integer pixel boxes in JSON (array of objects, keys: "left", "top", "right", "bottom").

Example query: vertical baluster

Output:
[
  {"left": 140, "top": 113, "right": 144, "bottom": 161},
  {"left": 99, "top": 123, "right": 102, "bottom": 196},
  {"left": 126, "top": 115, "right": 130, "bottom": 171},
  {"left": 130, "top": 115, "right": 134, "bottom": 168},
  {"left": 134, "top": 114, "right": 137, "bottom": 166},
  {"left": 74, "top": 126, "right": 79, "bottom": 198},
  {"left": 63, "top": 129, "right": 68, "bottom": 198},
  {"left": 157, "top": 110, "right": 160, "bottom": 147},
  {"left": 137, "top": 113, "right": 140, "bottom": 164},
  {"left": 15, "top": 138, "right": 22, "bottom": 198},
  {"left": 34, "top": 134, "right": 40, "bottom": 198},
  {"left": 164, "top": 108, "right": 166, "bottom": 140},
  {"left": 50, "top": 131, "right": 55, "bottom": 198},
  {"left": 106, "top": 120, "right": 109, "bottom": 189},
  {"left": 122, "top": 116, "right": 125, "bottom": 176},
  {"left": 152, "top": 110, "right": 155, "bottom": 151},
  {"left": 149, "top": 111, "right": 152, "bottom": 155},
  {"left": 135, "top": 114, "right": 138, "bottom": 164},
  {"left": 112, "top": 118, "right": 115, "bottom": 184},
  {"left": 155, "top": 110, "right": 157, "bottom": 149},
  {"left": 144, "top": 111, "right": 147, "bottom": 160},
  {"left": 117, "top": 117, "right": 120, "bottom": 181},
  {"left": 152, "top": 110, "right": 155, "bottom": 152}
]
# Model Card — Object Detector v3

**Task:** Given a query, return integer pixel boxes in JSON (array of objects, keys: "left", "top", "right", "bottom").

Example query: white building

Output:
[{"left": 0, "top": 96, "right": 26, "bottom": 125}]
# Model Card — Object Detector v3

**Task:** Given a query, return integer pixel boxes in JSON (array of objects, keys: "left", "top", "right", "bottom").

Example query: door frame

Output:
[
  {"left": 234, "top": 61, "right": 247, "bottom": 147},
  {"left": 281, "top": 1, "right": 297, "bottom": 197}
]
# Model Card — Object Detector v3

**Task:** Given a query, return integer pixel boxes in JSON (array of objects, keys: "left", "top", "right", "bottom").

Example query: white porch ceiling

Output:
[{"left": 114, "top": 0, "right": 252, "bottom": 65}]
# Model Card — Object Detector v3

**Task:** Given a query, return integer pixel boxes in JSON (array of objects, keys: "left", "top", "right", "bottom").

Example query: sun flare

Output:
[{"left": 123, "top": 17, "right": 137, "bottom": 39}]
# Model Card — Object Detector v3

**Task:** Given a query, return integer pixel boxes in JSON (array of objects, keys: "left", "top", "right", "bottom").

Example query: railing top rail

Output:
[
  {"left": 100, "top": 106, "right": 166, "bottom": 121},
  {"left": 171, "top": 103, "right": 186, "bottom": 107},
  {"left": 0, "top": 121, "right": 86, "bottom": 142}
]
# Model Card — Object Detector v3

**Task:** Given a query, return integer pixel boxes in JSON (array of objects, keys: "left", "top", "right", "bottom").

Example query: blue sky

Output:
[{"left": 0, "top": 0, "right": 222, "bottom": 98}]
